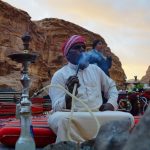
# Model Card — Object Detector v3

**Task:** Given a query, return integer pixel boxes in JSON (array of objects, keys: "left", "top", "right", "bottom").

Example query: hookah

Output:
[
  {"left": 136, "top": 94, "right": 142, "bottom": 115},
  {"left": 8, "top": 33, "right": 37, "bottom": 150},
  {"left": 118, "top": 90, "right": 132, "bottom": 112}
]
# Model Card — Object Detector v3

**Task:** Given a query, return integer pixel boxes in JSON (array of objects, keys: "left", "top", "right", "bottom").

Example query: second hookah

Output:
[{"left": 8, "top": 33, "right": 37, "bottom": 150}]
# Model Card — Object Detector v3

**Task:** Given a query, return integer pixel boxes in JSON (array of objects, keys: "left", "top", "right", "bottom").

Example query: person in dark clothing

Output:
[{"left": 88, "top": 39, "right": 112, "bottom": 76}]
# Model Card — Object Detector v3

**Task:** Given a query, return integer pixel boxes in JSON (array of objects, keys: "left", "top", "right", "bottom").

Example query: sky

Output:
[{"left": 3, "top": 0, "right": 150, "bottom": 80}]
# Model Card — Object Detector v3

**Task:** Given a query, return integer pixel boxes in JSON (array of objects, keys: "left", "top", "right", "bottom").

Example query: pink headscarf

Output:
[{"left": 61, "top": 35, "right": 85, "bottom": 56}]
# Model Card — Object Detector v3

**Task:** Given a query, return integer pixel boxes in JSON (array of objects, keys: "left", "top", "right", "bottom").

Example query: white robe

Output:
[
  {"left": 49, "top": 63, "right": 118, "bottom": 112},
  {"left": 48, "top": 63, "right": 134, "bottom": 143},
  {"left": 48, "top": 111, "right": 134, "bottom": 143}
]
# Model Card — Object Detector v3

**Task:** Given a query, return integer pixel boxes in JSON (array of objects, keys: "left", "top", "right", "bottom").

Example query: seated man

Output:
[
  {"left": 88, "top": 39, "right": 112, "bottom": 76},
  {"left": 48, "top": 35, "right": 134, "bottom": 143}
]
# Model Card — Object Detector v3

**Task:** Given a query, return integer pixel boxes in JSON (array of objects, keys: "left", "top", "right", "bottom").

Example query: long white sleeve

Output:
[
  {"left": 95, "top": 65, "right": 118, "bottom": 110},
  {"left": 49, "top": 70, "right": 66, "bottom": 112}
]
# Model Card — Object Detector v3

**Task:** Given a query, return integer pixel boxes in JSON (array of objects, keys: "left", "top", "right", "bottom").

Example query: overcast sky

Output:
[{"left": 4, "top": 0, "right": 150, "bottom": 80}]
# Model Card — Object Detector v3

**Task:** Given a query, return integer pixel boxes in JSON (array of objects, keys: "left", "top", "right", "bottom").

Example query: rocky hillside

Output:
[
  {"left": 0, "top": 0, "right": 126, "bottom": 94},
  {"left": 141, "top": 66, "right": 150, "bottom": 83}
]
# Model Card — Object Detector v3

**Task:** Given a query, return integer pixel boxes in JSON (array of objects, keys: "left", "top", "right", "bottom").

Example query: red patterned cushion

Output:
[
  {"left": 0, "top": 117, "right": 56, "bottom": 148},
  {"left": 0, "top": 115, "right": 142, "bottom": 148},
  {"left": 0, "top": 102, "right": 44, "bottom": 118}
]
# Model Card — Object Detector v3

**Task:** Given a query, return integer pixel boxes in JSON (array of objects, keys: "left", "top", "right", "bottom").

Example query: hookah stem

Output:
[
  {"left": 67, "top": 64, "right": 79, "bottom": 141},
  {"left": 75, "top": 64, "right": 80, "bottom": 76},
  {"left": 72, "top": 64, "right": 80, "bottom": 102},
  {"left": 73, "top": 64, "right": 80, "bottom": 96},
  {"left": 73, "top": 64, "right": 80, "bottom": 98}
]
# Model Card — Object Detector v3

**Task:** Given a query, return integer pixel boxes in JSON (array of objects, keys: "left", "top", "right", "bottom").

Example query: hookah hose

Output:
[
  {"left": 67, "top": 64, "right": 79, "bottom": 141},
  {"left": 34, "top": 83, "right": 100, "bottom": 141},
  {"left": 67, "top": 82, "right": 77, "bottom": 141}
]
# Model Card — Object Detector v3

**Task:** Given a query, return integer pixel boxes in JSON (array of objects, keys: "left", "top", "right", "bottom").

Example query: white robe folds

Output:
[
  {"left": 48, "top": 63, "right": 134, "bottom": 143},
  {"left": 48, "top": 111, "right": 134, "bottom": 143}
]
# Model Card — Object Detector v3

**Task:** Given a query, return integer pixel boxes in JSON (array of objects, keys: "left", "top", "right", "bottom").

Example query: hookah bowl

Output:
[{"left": 8, "top": 33, "right": 38, "bottom": 150}]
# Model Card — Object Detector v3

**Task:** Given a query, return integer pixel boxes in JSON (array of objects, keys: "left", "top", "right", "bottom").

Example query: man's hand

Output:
[
  {"left": 65, "top": 75, "right": 80, "bottom": 94},
  {"left": 65, "top": 75, "right": 80, "bottom": 109},
  {"left": 99, "top": 103, "right": 114, "bottom": 111}
]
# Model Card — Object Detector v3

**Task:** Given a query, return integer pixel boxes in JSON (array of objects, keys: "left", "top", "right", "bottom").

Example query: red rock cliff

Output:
[{"left": 0, "top": 0, "right": 126, "bottom": 94}]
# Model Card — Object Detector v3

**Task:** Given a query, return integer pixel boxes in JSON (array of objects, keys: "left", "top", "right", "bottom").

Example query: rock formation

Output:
[
  {"left": 141, "top": 66, "right": 150, "bottom": 84},
  {"left": 0, "top": 0, "right": 126, "bottom": 94}
]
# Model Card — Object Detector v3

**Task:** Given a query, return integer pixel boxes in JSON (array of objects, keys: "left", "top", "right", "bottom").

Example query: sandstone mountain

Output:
[
  {"left": 141, "top": 66, "right": 150, "bottom": 84},
  {"left": 0, "top": 0, "right": 126, "bottom": 94}
]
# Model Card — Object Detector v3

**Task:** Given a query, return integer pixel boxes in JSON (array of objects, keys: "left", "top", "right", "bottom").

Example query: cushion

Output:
[
  {"left": 0, "top": 103, "right": 44, "bottom": 118},
  {"left": 0, "top": 98, "right": 52, "bottom": 118},
  {"left": 0, "top": 117, "right": 56, "bottom": 148},
  {"left": 0, "top": 115, "right": 141, "bottom": 148}
]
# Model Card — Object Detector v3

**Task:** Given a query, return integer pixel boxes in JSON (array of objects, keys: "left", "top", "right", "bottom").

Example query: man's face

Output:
[
  {"left": 95, "top": 41, "right": 103, "bottom": 52},
  {"left": 66, "top": 42, "right": 86, "bottom": 65}
]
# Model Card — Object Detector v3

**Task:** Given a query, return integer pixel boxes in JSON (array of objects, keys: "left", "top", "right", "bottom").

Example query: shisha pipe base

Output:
[
  {"left": 15, "top": 114, "right": 35, "bottom": 150},
  {"left": 15, "top": 139, "right": 35, "bottom": 150},
  {"left": 15, "top": 133, "right": 35, "bottom": 150}
]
